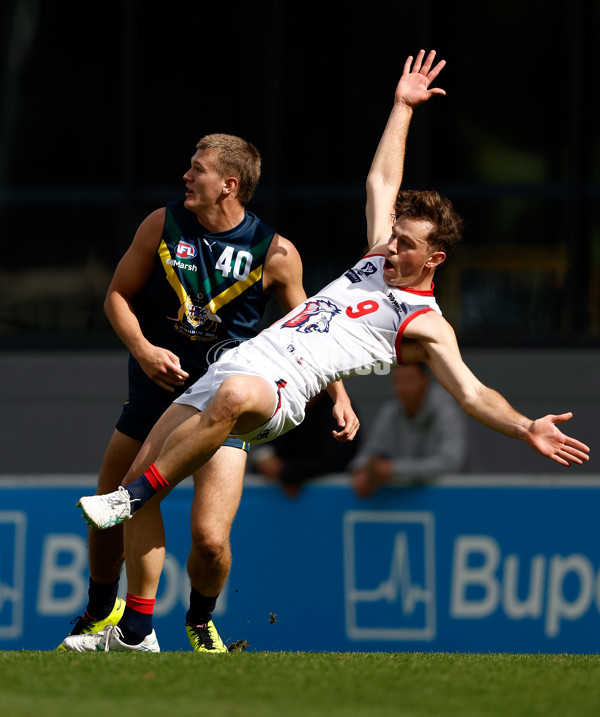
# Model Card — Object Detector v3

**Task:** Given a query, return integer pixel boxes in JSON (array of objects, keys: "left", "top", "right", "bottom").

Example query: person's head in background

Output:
[{"left": 391, "top": 363, "right": 431, "bottom": 417}]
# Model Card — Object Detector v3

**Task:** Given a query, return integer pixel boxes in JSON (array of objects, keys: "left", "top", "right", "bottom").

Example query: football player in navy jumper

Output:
[{"left": 59, "top": 133, "right": 358, "bottom": 652}]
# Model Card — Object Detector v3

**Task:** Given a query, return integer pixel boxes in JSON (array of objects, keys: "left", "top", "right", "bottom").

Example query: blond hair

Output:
[{"left": 196, "top": 133, "right": 261, "bottom": 206}]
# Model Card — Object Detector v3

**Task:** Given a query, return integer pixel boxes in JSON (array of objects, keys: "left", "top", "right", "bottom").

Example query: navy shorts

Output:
[{"left": 115, "top": 355, "right": 248, "bottom": 451}]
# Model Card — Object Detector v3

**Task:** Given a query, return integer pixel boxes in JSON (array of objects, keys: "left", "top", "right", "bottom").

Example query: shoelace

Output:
[
  {"left": 69, "top": 610, "right": 93, "bottom": 633},
  {"left": 190, "top": 624, "right": 211, "bottom": 648},
  {"left": 99, "top": 624, "right": 120, "bottom": 652},
  {"left": 191, "top": 622, "right": 224, "bottom": 650},
  {"left": 111, "top": 486, "right": 140, "bottom": 508}
]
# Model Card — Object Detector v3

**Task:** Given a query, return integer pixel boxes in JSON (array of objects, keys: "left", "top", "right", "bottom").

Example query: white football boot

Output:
[
  {"left": 77, "top": 486, "right": 138, "bottom": 530},
  {"left": 61, "top": 625, "right": 160, "bottom": 653}
]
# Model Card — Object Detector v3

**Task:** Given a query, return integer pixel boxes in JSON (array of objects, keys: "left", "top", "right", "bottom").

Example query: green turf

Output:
[{"left": 2, "top": 651, "right": 600, "bottom": 716}]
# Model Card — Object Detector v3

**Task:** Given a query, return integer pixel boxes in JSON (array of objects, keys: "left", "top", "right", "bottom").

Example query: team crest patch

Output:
[
  {"left": 359, "top": 261, "right": 377, "bottom": 276},
  {"left": 186, "top": 304, "right": 209, "bottom": 328},
  {"left": 282, "top": 299, "right": 341, "bottom": 334},
  {"left": 345, "top": 261, "right": 378, "bottom": 283},
  {"left": 168, "top": 292, "right": 222, "bottom": 339}
]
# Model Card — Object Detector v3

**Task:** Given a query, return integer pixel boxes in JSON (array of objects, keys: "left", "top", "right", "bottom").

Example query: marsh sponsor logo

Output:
[
  {"left": 167, "top": 256, "right": 198, "bottom": 272},
  {"left": 0, "top": 512, "right": 27, "bottom": 638},
  {"left": 344, "top": 511, "right": 436, "bottom": 640}
]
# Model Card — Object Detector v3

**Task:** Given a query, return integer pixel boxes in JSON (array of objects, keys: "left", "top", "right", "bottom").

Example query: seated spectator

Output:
[
  {"left": 251, "top": 390, "right": 360, "bottom": 497},
  {"left": 351, "top": 363, "right": 468, "bottom": 497}
]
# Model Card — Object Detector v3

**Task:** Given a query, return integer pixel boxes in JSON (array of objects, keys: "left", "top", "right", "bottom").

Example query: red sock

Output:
[
  {"left": 125, "top": 593, "right": 156, "bottom": 614},
  {"left": 144, "top": 463, "right": 169, "bottom": 491},
  {"left": 121, "top": 593, "right": 155, "bottom": 644},
  {"left": 125, "top": 464, "right": 169, "bottom": 514}
]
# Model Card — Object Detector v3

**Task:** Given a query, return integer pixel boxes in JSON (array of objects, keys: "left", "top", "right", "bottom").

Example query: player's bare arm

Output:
[
  {"left": 401, "top": 311, "right": 590, "bottom": 466},
  {"left": 366, "top": 49, "right": 447, "bottom": 251},
  {"left": 262, "top": 233, "right": 307, "bottom": 312},
  {"left": 104, "top": 207, "right": 189, "bottom": 391},
  {"left": 265, "top": 235, "right": 360, "bottom": 442},
  {"left": 325, "top": 381, "right": 360, "bottom": 443}
]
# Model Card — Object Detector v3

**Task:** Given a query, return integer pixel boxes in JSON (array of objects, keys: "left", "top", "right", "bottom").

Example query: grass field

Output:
[{"left": 3, "top": 651, "right": 600, "bottom": 716}]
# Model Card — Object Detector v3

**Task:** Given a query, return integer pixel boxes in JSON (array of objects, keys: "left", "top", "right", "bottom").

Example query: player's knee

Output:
[
  {"left": 211, "top": 379, "right": 253, "bottom": 422},
  {"left": 190, "top": 527, "right": 228, "bottom": 561}
]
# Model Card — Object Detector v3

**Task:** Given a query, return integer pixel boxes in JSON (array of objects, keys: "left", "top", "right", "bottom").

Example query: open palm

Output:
[
  {"left": 396, "top": 49, "right": 446, "bottom": 108},
  {"left": 525, "top": 413, "right": 590, "bottom": 466}
]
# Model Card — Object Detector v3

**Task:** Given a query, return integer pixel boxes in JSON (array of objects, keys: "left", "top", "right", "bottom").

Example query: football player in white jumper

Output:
[{"left": 64, "top": 50, "right": 590, "bottom": 653}]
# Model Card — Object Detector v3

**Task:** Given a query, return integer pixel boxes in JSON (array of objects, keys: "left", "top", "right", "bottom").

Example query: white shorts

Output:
[{"left": 173, "top": 352, "right": 307, "bottom": 444}]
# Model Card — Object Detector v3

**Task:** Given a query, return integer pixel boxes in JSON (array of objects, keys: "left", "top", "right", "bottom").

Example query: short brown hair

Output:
[
  {"left": 196, "top": 133, "right": 261, "bottom": 206},
  {"left": 394, "top": 189, "right": 464, "bottom": 257}
]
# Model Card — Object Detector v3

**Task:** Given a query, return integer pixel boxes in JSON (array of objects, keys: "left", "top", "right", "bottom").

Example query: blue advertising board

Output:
[{"left": 1, "top": 476, "right": 600, "bottom": 653}]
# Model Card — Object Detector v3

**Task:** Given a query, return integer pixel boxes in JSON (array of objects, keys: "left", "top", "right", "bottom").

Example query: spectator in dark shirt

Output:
[{"left": 251, "top": 390, "right": 360, "bottom": 497}]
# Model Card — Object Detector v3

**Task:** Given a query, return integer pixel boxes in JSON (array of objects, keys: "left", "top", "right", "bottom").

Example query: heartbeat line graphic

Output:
[
  {"left": 344, "top": 511, "right": 436, "bottom": 640},
  {"left": 351, "top": 532, "right": 431, "bottom": 614}
]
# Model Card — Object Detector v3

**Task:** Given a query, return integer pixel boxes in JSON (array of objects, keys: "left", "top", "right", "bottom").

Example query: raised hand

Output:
[
  {"left": 524, "top": 413, "right": 591, "bottom": 466},
  {"left": 396, "top": 49, "right": 446, "bottom": 108}
]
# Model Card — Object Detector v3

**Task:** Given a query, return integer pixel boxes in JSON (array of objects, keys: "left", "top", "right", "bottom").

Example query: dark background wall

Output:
[
  {"left": 1, "top": 348, "right": 598, "bottom": 476},
  {"left": 0, "top": 0, "right": 599, "bottom": 474},
  {"left": 1, "top": 0, "right": 599, "bottom": 347}
]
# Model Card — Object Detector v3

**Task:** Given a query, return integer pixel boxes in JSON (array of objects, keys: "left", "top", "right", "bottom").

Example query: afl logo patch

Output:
[{"left": 176, "top": 240, "right": 197, "bottom": 259}]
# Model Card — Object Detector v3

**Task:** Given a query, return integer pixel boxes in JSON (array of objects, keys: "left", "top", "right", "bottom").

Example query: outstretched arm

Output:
[
  {"left": 402, "top": 312, "right": 591, "bottom": 467},
  {"left": 366, "top": 49, "right": 446, "bottom": 250}
]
